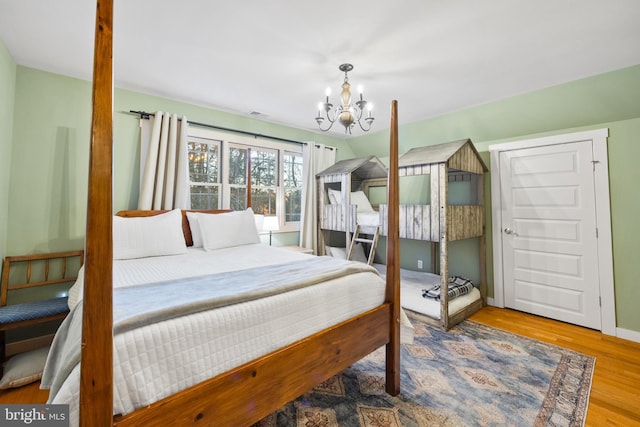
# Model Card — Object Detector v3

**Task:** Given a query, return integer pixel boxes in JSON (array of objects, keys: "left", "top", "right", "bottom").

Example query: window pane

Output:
[
  {"left": 283, "top": 153, "right": 303, "bottom": 188},
  {"left": 190, "top": 185, "right": 219, "bottom": 209},
  {"left": 251, "top": 189, "right": 276, "bottom": 215},
  {"left": 229, "top": 147, "right": 247, "bottom": 185},
  {"left": 230, "top": 187, "right": 247, "bottom": 211},
  {"left": 188, "top": 142, "right": 219, "bottom": 184},
  {"left": 284, "top": 152, "right": 303, "bottom": 223},
  {"left": 285, "top": 188, "right": 301, "bottom": 222},
  {"left": 251, "top": 150, "right": 277, "bottom": 187}
]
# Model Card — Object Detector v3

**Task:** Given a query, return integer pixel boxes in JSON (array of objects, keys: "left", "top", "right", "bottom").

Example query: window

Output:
[
  {"left": 250, "top": 147, "right": 278, "bottom": 216},
  {"left": 228, "top": 145, "right": 248, "bottom": 211},
  {"left": 283, "top": 151, "right": 303, "bottom": 222},
  {"left": 186, "top": 128, "right": 304, "bottom": 230},
  {"left": 188, "top": 138, "right": 221, "bottom": 209}
]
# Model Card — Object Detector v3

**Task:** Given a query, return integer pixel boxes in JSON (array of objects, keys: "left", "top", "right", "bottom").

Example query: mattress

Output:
[
  {"left": 372, "top": 263, "right": 481, "bottom": 319},
  {"left": 357, "top": 211, "right": 380, "bottom": 228},
  {"left": 45, "top": 245, "right": 386, "bottom": 425}
]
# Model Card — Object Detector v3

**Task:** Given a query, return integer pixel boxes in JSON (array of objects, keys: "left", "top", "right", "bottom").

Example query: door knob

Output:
[{"left": 504, "top": 227, "right": 515, "bottom": 235}]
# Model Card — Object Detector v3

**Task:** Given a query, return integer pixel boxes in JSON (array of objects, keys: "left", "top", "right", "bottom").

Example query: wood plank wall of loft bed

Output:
[{"left": 80, "top": 1, "right": 401, "bottom": 426}]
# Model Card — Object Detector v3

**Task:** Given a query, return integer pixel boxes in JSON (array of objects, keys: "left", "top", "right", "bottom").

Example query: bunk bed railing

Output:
[
  {"left": 320, "top": 204, "right": 358, "bottom": 232},
  {"left": 379, "top": 204, "right": 484, "bottom": 241}
]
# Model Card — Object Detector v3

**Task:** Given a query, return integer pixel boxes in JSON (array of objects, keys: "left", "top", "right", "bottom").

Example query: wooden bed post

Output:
[
  {"left": 385, "top": 100, "right": 400, "bottom": 395},
  {"left": 438, "top": 163, "right": 449, "bottom": 330},
  {"left": 81, "top": 0, "right": 114, "bottom": 426}
]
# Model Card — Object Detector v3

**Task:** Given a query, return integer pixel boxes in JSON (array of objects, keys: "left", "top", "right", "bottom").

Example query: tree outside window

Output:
[
  {"left": 283, "top": 152, "right": 303, "bottom": 223},
  {"left": 188, "top": 139, "right": 220, "bottom": 209},
  {"left": 250, "top": 148, "right": 277, "bottom": 216},
  {"left": 229, "top": 146, "right": 248, "bottom": 210}
]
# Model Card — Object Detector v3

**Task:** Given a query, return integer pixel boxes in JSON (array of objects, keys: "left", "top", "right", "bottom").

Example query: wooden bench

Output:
[{"left": 0, "top": 250, "right": 84, "bottom": 375}]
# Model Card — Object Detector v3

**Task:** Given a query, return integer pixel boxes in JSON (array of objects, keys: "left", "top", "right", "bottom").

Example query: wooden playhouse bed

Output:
[{"left": 383, "top": 139, "right": 488, "bottom": 330}]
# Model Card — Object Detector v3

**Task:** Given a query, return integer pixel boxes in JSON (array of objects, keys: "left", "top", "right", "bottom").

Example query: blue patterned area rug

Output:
[{"left": 255, "top": 319, "right": 594, "bottom": 427}]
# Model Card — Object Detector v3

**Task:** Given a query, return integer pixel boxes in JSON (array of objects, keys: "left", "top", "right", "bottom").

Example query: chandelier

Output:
[{"left": 315, "top": 63, "right": 374, "bottom": 134}]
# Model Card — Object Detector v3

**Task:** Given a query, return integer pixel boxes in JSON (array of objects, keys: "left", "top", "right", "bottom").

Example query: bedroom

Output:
[{"left": 1, "top": 1, "right": 640, "bottom": 425}]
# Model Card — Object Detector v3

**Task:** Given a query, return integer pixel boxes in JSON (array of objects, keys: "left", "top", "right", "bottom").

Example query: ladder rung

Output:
[{"left": 354, "top": 237, "right": 374, "bottom": 243}]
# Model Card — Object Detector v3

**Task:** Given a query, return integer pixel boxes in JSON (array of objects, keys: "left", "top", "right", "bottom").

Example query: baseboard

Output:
[
  {"left": 486, "top": 297, "right": 496, "bottom": 307},
  {"left": 616, "top": 327, "right": 640, "bottom": 344},
  {"left": 6, "top": 334, "right": 55, "bottom": 356}
]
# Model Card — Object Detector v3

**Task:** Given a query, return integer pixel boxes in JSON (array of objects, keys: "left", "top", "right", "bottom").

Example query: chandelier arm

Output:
[
  {"left": 357, "top": 116, "right": 374, "bottom": 132},
  {"left": 326, "top": 105, "right": 339, "bottom": 125},
  {"left": 317, "top": 120, "right": 336, "bottom": 132},
  {"left": 316, "top": 105, "right": 339, "bottom": 131},
  {"left": 354, "top": 103, "right": 364, "bottom": 122}
]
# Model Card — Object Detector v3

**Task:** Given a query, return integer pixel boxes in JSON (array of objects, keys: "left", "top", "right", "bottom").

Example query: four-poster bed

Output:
[{"left": 71, "top": 1, "right": 401, "bottom": 426}]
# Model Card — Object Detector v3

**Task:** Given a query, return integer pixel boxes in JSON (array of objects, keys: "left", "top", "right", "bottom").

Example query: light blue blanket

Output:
[{"left": 42, "top": 256, "right": 378, "bottom": 402}]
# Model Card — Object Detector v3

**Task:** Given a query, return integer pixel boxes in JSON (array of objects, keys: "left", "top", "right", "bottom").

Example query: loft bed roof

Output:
[
  {"left": 316, "top": 155, "right": 388, "bottom": 180},
  {"left": 398, "top": 138, "right": 488, "bottom": 174}
]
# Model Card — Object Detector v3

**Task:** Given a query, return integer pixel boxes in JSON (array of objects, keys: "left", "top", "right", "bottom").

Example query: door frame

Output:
[{"left": 489, "top": 128, "right": 616, "bottom": 335}]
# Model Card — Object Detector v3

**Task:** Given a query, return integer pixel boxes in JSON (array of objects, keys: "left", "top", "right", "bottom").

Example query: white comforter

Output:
[{"left": 43, "top": 245, "right": 386, "bottom": 425}]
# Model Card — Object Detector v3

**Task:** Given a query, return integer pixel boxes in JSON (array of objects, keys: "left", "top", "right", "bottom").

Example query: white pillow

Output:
[
  {"left": 185, "top": 211, "right": 203, "bottom": 248},
  {"left": 198, "top": 208, "right": 261, "bottom": 251},
  {"left": 113, "top": 209, "right": 187, "bottom": 259},
  {"left": 0, "top": 346, "right": 49, "bottom": 389},
  {"left": 328, "top": 244, "right": 369, "bottom": 263},
  {"left": 328, "top": 188, "right": 341, "bottom": 205},
  {"left": 350, "top": 191, "right": 374, "bottom": 212}
]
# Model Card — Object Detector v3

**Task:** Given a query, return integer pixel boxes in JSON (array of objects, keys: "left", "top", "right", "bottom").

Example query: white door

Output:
[{"left": 499, "top": 140, "right": 601, "bottom": 329}]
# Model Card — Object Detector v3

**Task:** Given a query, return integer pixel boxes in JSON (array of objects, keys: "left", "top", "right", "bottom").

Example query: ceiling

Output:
[{"left": 2, "top": 1, "right": 640, "bottom": 138}]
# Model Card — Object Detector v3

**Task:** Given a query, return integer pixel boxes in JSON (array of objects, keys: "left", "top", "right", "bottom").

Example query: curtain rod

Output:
[{"left": 128, "top": 110, "right": 334, "bottom": 150}]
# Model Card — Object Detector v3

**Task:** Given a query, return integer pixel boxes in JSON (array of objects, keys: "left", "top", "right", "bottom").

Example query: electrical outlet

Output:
[{"left": 417, "top": 259, "right": 423, "bottom": 269}]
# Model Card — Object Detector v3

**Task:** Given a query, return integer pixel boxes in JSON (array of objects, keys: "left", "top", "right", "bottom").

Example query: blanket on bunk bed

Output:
[
  {"left": 42, "top": 256, "right": 376, "bottom": 401},
  {"left": 422, "top": 276, "right": 475, "bottom": 301}
]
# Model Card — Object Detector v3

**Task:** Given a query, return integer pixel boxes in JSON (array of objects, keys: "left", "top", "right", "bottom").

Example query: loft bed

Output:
[
  {"left": 316, "top": 155, "right": 388, "bottom": 254},
  {"left": 378, "top": 139, "right": 488, "bottom": 330},
  {"left": 70, "top": 2, "right": 401, "bottom": 425}
]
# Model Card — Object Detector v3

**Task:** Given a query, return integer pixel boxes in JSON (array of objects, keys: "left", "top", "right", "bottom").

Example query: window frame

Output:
[
  {"left": 187, "top": 136, "right": 222, "bottom": 210},
  {"left": 188, "top": 126, "right": 303, "bottom": 232},
  {"left": 282, "top": 150, "right": 304, "bottom": 224}
]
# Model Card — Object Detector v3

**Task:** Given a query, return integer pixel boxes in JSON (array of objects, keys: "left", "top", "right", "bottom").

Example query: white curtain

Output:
[
  {"left": 138, "top": 111, "right": 191, "bottom": 210},
  {"left": 299, "top": 143, "right": 336, "bottom": 253}
]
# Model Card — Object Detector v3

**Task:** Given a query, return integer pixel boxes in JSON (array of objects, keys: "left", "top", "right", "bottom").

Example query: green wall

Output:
[
  {"left": 4, "top": 59, "right": 640, "bottom": 333},
  {"left": 6, "top": 66, "right": 352, "bottom": 256},
  {"left": 9, "top": 68, "right": 92, "bottom": 255},
  {"left": 350, "top": 65, "right": 640, "bottom": 333},
  {"left": 0, "top": 40, "right": 16, "bottom": 262}
]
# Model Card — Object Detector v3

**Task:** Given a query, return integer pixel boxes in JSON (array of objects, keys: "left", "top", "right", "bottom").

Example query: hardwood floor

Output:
[{"left": 1, "top": 306, "right": 639, "bottom": 426}]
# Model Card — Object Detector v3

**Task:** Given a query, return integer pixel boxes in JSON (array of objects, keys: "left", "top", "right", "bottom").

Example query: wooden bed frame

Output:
[{"left": 79, "top": 1, "right": 400, "bottom": 426}]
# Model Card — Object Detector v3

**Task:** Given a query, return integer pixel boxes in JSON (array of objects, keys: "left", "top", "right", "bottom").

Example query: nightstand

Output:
[{"left": 282, "top": 245, "right": 314, "bottom": 255}]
